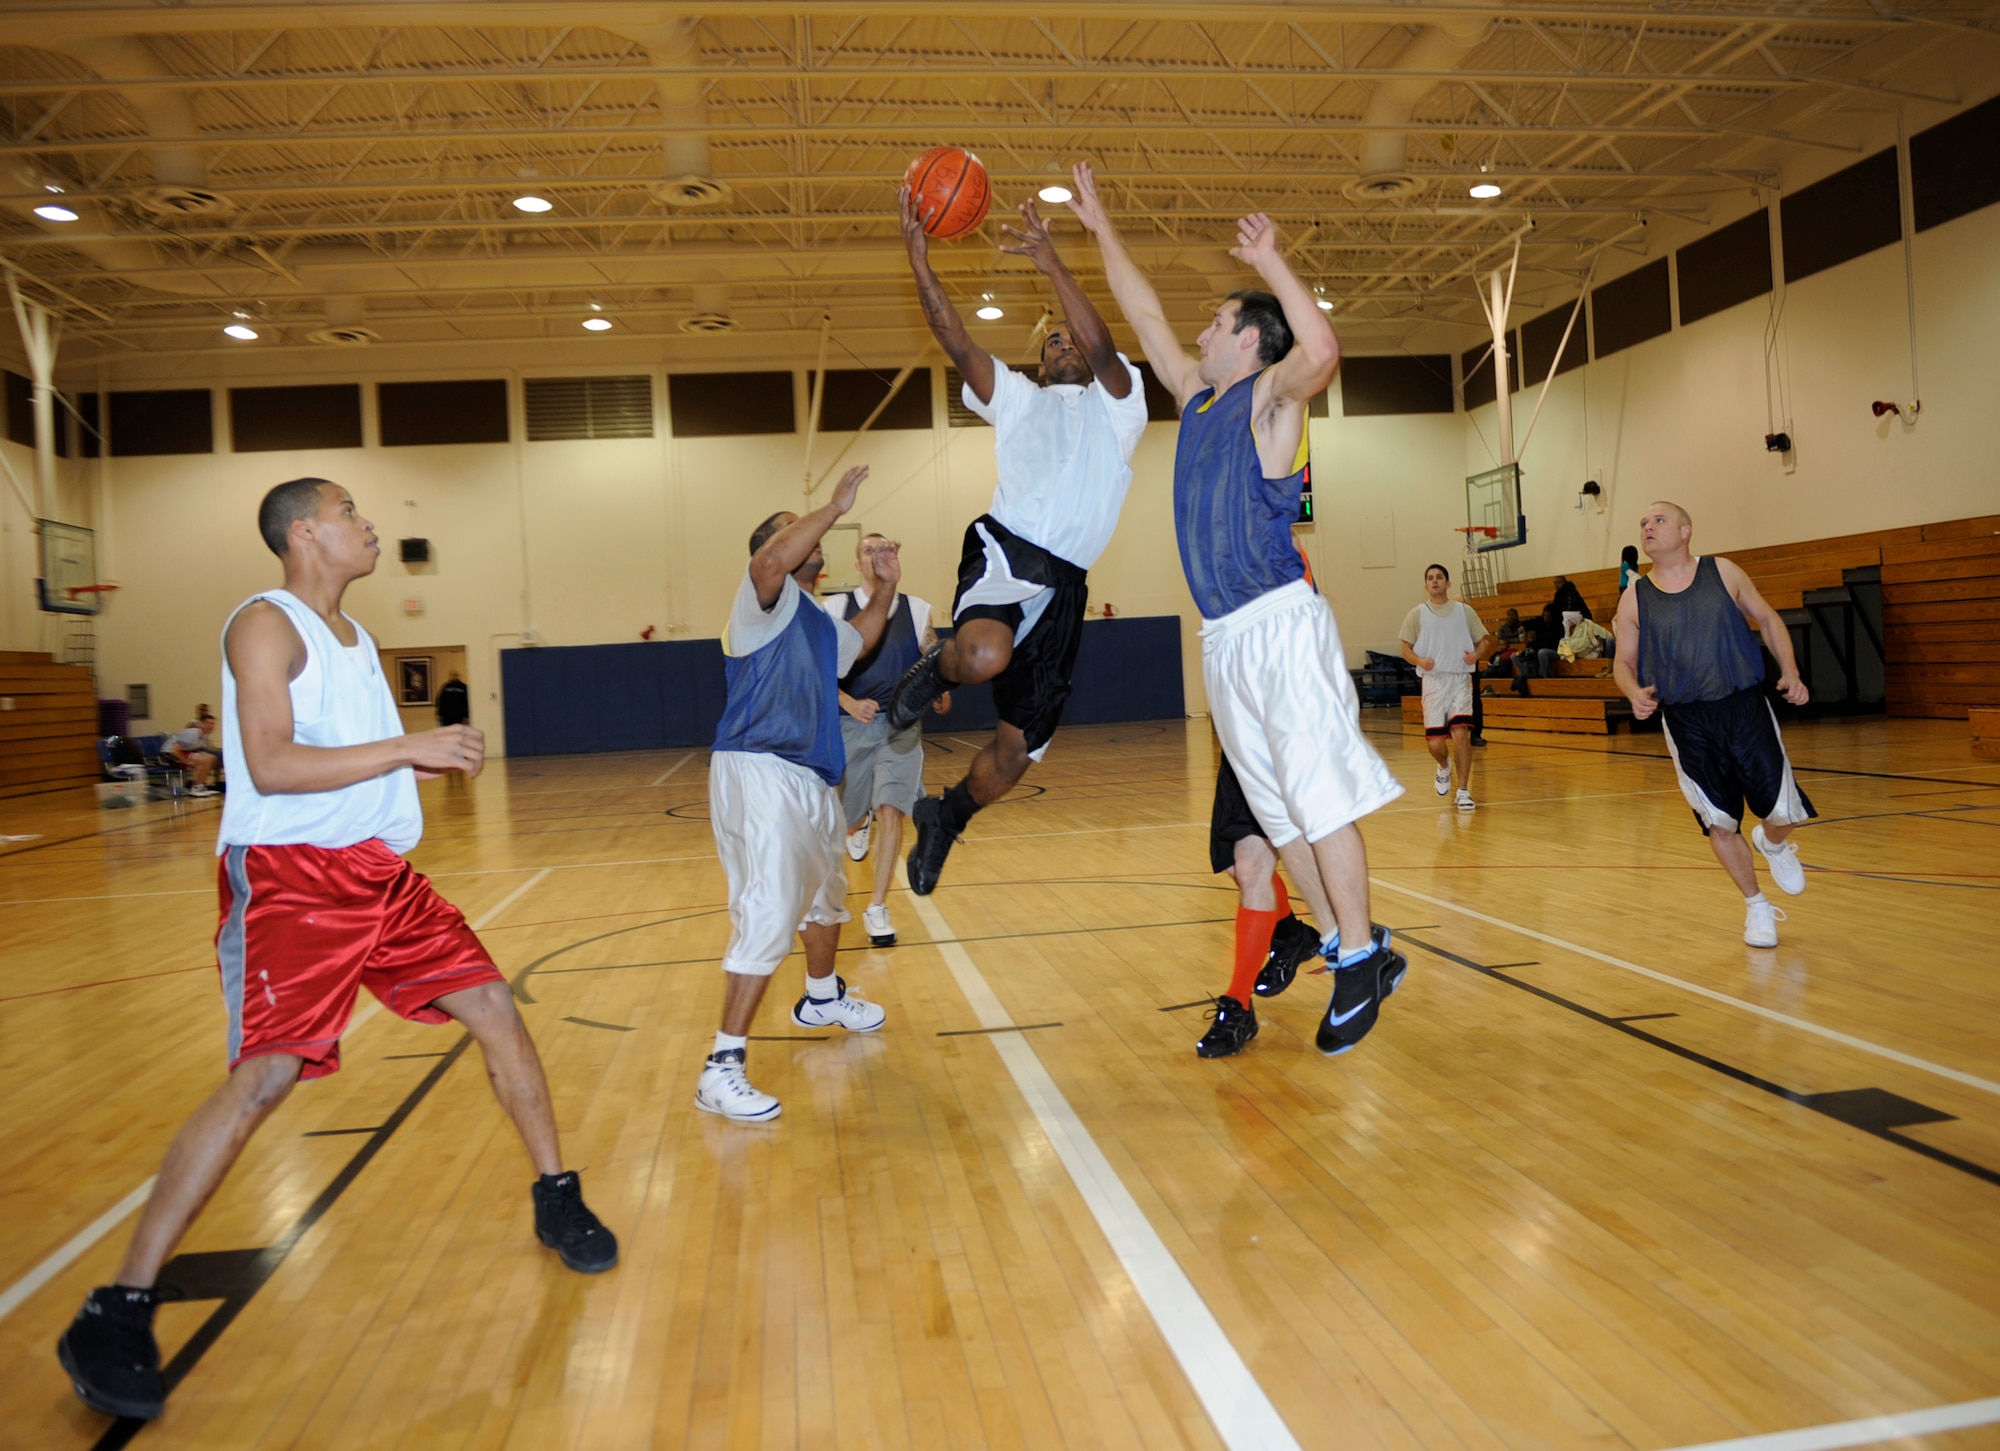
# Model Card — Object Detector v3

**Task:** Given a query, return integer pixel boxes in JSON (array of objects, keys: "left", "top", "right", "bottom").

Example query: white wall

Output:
[{"left": 1463, "top": 194, "right": 2000, "bottom": 581}]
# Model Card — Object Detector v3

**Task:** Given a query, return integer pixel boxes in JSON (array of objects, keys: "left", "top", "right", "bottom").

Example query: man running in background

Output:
[
  {"left": 1070, "top": 163, "right": 1409, "bottom": 1058},
  {"left": 886, "top": 188, "right": 1149, "bottom": 894},
  {"left": 831, "top": 531, "right": 948, "bottom": 949},
  {"left": 698, "top": 466, "right": 895, "bottom": 1124},
  {"left": 58, "top": 478, "right": 617, "bottom": 1424},
  {"left": 1614, "top": 501, "right": 1813, "bottom": 947},
  {"left": 1400, "top": 563, "right": 1496, "bottom": 810}
]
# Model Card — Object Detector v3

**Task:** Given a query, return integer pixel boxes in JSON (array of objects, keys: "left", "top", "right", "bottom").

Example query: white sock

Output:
[
  {"left": 712, "top": 1031, "right": 748, "bottom": 1058},
  {"left": 1745, "top": 892, "right": 1769, "bottom": 907},
  {"left": 806, "top": 974, "right": 840, "bottom": 1002}
]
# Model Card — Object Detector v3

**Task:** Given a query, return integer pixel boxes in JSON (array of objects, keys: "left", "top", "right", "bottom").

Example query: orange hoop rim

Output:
[
  {"left": 65, "top": 583, "right": 120, "bottom": 597},
  {"left": 1453, "top": 526, "right": 1500, "bottom": 537}
]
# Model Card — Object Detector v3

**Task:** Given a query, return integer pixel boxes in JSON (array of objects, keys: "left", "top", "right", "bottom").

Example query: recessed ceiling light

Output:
[
  {"left": 1469, "top": 182, "right": 1502, "bottom": 199},
  {"left": 975, "top": 305, "right": 1004, "bottom": 320},
  {"left": 581, "top": 317, "right": 613, "bottom": 331},
  {"left": 513, "top": 194, "right": 553, "bottom": 213},
  {"left": 223, "top": 324, "right": 258, "bottom": 340},
  {"left": 1037, "top": 185, "right": 1073, "bottom": 204},
  {"left": 33, "top": 204, "right": 79, "bottom": 222},
  {"left": 1315, "top": 297, "right": 1334, "bottom": 311}
]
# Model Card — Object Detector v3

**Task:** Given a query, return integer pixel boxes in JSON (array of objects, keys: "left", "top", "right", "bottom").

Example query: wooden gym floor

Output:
[{"left": 1, "top": 713, "right": 1998, "bottom": 1451}]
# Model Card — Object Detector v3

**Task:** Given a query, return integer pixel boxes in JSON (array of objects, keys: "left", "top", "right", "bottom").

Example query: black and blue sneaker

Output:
[
  {"left": 58, "top": 1285, "right": 169, "bottom": 1420},
  {"left": 886, "top": 644, "right": 950, "bottom": 730},
  {"left": 1315, "top": 927, "right": 1406, "bottom": 1057},
  {"left": 1194, "top": 995, "right": 1259, "bottom": 1058}
]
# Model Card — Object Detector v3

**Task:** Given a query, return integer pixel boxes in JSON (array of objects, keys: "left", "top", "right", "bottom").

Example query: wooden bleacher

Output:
[
  {"left": 1972, "top": 708, "right": 2000, "bottom": 760},
  {"left": 1398, "top": 512, "right": 2000, "bottom": 730},
  {"left": 0, "top": 651, "right": 100, "bottom": 800}
]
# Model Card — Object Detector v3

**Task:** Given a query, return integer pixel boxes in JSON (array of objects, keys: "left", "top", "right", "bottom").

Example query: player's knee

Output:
[
  {"left": 231, "top": 1054, "right": 302, "bottom": 1114},
  {"left": 957, "top": 635, "right": 1011, "bottom": 682},
  {"left": 1232, "top": 834, "right": 1276, "bottom": 879}
]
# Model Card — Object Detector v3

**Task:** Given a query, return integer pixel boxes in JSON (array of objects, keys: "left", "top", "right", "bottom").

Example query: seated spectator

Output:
[
  {"left": 1512, "top": 605, "right": 1564, "bottom": 691},
  {"left": 1486, "top": 608, "right": 1525, "bottom": 679},
  {"left": 1558, "top": 612, "right": 1616, "bottom": 666},
  {"left": 164, "top": 710, "right": 221, "bottom": 797},
  {"left": 1618, "top": 545, "right": 1642, "bottom": 594},
  {"left": 1550, "top": 574, "right": 1593, "bottom": 621}
]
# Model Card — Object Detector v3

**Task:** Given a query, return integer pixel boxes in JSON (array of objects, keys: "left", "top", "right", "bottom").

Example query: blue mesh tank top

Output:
[
  {"left": 1173, "top": 368, "right": 1307, "bottom": 621},
  {"left": 1635, "top": 555, "right": 1767, "bottom": 705},
  {"left": 712, "top": 595, "right": 846, "bottom": 784},
  {"left": 838, "top": 594, "right": 918, "bottom": 706}
]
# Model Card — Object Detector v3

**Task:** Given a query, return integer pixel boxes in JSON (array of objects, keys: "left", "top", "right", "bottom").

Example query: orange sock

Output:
[
  {"left": 1227, "top": 902, "right": 1284, "bottom": 1005},
  {"left": 1270, "top": 871, "right": 1289, "bottom": 915}
]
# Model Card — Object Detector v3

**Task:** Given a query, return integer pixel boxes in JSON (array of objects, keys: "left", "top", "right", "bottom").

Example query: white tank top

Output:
[
  {"left": 1405, "top": 600, "right": 1480, "bottom": 676},
  {"left": 217, "top": 589, "right": 423, "bottom": 855}
]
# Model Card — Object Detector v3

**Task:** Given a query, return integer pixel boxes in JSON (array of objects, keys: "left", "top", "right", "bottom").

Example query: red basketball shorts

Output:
[{"left": 215, "top": 839, "right": 505, "bottom": 1080}]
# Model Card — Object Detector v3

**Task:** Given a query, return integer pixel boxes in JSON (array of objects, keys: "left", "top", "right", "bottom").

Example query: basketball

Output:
[{"left": 904, "top": 145, "right": 991, "bottom": 239}]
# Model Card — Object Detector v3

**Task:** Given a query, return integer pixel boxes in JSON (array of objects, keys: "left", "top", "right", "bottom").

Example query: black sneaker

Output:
[
  {"left": 885, "top": 643, "right": 950, "bottom": 730},
  {"left": 1195, "top": 995, "right": 1258, "bottom": 1058},
  {"left": 57, "top": 1285, "right": 167, "bottom": 1420},
  {"left": 1315, "top": 929, "right": 1405, "bottom": 1057},
  {"left": 1254, "top": 915, "right": 1322, "bottom": 999},
  {"left": 906, "top": 794, "right": 958, "bottom": 896},
  {"left": 532, "top": 1171, "right": 619, "bottom": 1274}
]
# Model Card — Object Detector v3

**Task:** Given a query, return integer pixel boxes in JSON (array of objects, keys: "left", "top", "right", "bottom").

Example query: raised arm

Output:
[
  {"left": 750, "top": 464, "right": 868, "bottom": 610},
  {"left": 998, "top": 198, "right": 1130, "bottom": 399},
  {"left": 1066, "top": 161, "right": 1201, "bottom": 408},
  {"left": 1233, "top": 213, "right": 1340, "bottom": 407},
  {"left": 227, "top": 602, "right": 482, "bottom": 791},
  {"left": 1717, "top": 556, "right": 1809, "bottom": 705},
  {"left": 900, "top": 184, "right": 995, "bottom": 405}
]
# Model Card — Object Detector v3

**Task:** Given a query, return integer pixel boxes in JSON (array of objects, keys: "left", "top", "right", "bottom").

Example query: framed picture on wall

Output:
[
  {"left": 818, "top": 524, "right": 862, "bottom": 595},
  {"left": 399, "top": 656, "right": 434, "bottom": 706}
]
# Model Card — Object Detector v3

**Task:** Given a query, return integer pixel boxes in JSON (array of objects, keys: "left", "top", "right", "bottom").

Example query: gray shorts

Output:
[{"left": 838, "top": 712, "right": 925, "bottom": 828}]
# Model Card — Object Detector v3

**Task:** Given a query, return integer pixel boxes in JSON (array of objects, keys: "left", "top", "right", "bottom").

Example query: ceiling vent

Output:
[
  {"left": 678, "top": 312, "right": 736, "bottom": 334},
  {"left": 306, "top": 324, "right": 380, "bottom": 347},
  {"left": 653, "top": 176, "right": 731, "bottom": 208},
  {"left": 134, "top": 184, "right": 235, "bottom": 219},
  {"left": 1342, "top": 174, "right": 1423, "bottom": 202}
]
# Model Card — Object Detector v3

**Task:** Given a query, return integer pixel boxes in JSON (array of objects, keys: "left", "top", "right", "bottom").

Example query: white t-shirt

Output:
[
  {"left": 725, "top": 570, "right": 864, "bottom": 677},
  {"left": 1399, "top": 599, "right": 1488, "bottom": 676},
  {"left": 962, "top": 351, "right": 1149, "bottom": 570}
]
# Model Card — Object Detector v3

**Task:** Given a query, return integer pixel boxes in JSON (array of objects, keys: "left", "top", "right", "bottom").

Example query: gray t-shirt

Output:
[{"left": 1399, "top": 600, "right": 1488, "bottom": 676}]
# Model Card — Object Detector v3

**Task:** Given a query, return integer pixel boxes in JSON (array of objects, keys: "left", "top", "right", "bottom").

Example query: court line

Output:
[
  {"left": 0, "top": 865, "right": 559, "bottom": 1326},
  {"left": 1658, "top": 1394, "right": 2000, "bottom": 1450},
  {"left": 0, "top": 1178, "right": 156, "bottom": 1326},
  {"left": 647, "top": 753, "right": 698, "bottom": 789},
  {"left": 909, "top": 893, "right": 1301, "bottom": 1451},
  {"left": 1369, "top": 878, "right": 2000, "bottom": 1099}
]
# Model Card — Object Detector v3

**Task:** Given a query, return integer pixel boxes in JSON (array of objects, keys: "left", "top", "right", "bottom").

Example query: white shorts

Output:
[
  {"left": 1421, "top": 673, "right": 1475, "bottom": 736},
  {"left": 1201, "top": 580, "right": 1405, "bottom": 849},
  {"left": 709, "top": 751, "right": 851, "bottom": 977}
]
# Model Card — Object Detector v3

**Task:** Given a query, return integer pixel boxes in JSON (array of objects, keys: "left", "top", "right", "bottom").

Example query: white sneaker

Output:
[
  {"left": 695, "top": 1051, "right": 781, "bottom": 1121},
  {"left": 1433, "top": 764, "right": 1452, "bottom": 796},
  {"left": 846, "top": 813, "right": 872, "bottom": 862},
  {"left": 1752, "top": 824, "right": 1805, "bottom": 896},
  {"left": 863, "top": 903, "right": 896, "bottom": 947},
  {"left": 1744, "top": 899, "right": 1786, "bottom": 948},
  {"left": 792, "top": 977, "right": 887, "bottom": 1032},
  {"left": 1455, "top": 789, "right": 1476, "bottom": 811},
  {"left": 187, "top": 784, "right": 214, "bottom": 798}
]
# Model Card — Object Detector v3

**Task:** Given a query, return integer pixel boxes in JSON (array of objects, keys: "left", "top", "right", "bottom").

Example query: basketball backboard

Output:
[
  {"left": 37, "top": 520, "right": 100, "bottom": 614},
  {"left": 1465, "top": 464, "right": 1526, "bottom": 551}
]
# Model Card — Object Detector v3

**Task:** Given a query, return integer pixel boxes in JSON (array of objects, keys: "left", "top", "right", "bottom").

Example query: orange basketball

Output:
[{"left": 905, "top": 145, "right": 991, "bottom": 240}]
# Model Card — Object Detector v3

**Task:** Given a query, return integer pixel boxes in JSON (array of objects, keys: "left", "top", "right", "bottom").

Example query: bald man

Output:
[{"left": 1613, "top": 501, "right": 1814, "bottom": 948}]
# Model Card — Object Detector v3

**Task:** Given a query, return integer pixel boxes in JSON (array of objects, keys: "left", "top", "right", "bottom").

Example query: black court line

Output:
[
  {"left": 937, "top": 1022, "right": 1063, "bottom": 1037},
  {"left": 1612, "top": 1012, "right": 1680, "bottom": 1023},
  {"left": 91, "top": 1038, "right": 474, "bottom": 1449},
  {"left": 1158, "top": 998, "right": 1216, "bottom": 1013},
  {"left": 562, "top": 1016, "right": 635, "bottom": 1032},
  {"left": 1396, "top": 933, "right": 2000, "bottom": 1192},
  {"left": 300, "top": 1126, "right": 383, "bottom": 1138},
  {"left": 1483, "top": 962, "right": 1540, "bottom": 972}
]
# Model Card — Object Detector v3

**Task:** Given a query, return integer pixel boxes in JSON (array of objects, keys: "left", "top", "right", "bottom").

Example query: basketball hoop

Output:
[
  {"left": 1452, "top": 526, "right": 1500, "bottom": 541},
  {"left": 1452, "top": 527, "right": 1501, "bottom": 599},
  {"left": 65, "top": 583, "right": 119, "bottom": 616}
]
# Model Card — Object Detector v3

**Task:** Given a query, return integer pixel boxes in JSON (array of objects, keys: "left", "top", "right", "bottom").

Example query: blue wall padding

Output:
[{"left": 501, "top": 615, "right": 1183, "bottom": 757}]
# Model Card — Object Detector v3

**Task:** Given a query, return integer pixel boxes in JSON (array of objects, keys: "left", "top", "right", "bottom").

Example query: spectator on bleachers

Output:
[
  {"left": 1619, "top": 545, "right": 1642, "bottom": 593},
  {"left": 1511, "top": 605, "right": 1564, "bottom": 690},
  {"left": 1551, "top": 575, "right": 1593, "bottom": 621},
  {"left": 1558, "top": 613, "right": 1617, "bottom": 667},
  {"left": 1486, "top": 608, "right": 1525, "bottom": 682},
  {"left": 165, "top": 710, "right": 221, "bottom": 797}
]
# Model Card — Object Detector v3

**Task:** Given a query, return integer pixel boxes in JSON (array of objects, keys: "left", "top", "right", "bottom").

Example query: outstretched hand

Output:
[
  {"left": 1065, "top": 160, "right": 1110, "bottom": 235},
  {"left": 999, "top": 198, "right": 1062, "bottom": 274},
  {"left": 830, "top": 463, "right": 869, "bottom": 515},
  {"left": 872, "top": 539, "right": 904, "bottom": 586},
  {"left": 897, "top": 183, "right": 932, "bottom": 260},
  {"left": 1229, "top": 212, "right": 1280, "bottom": 268}
]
